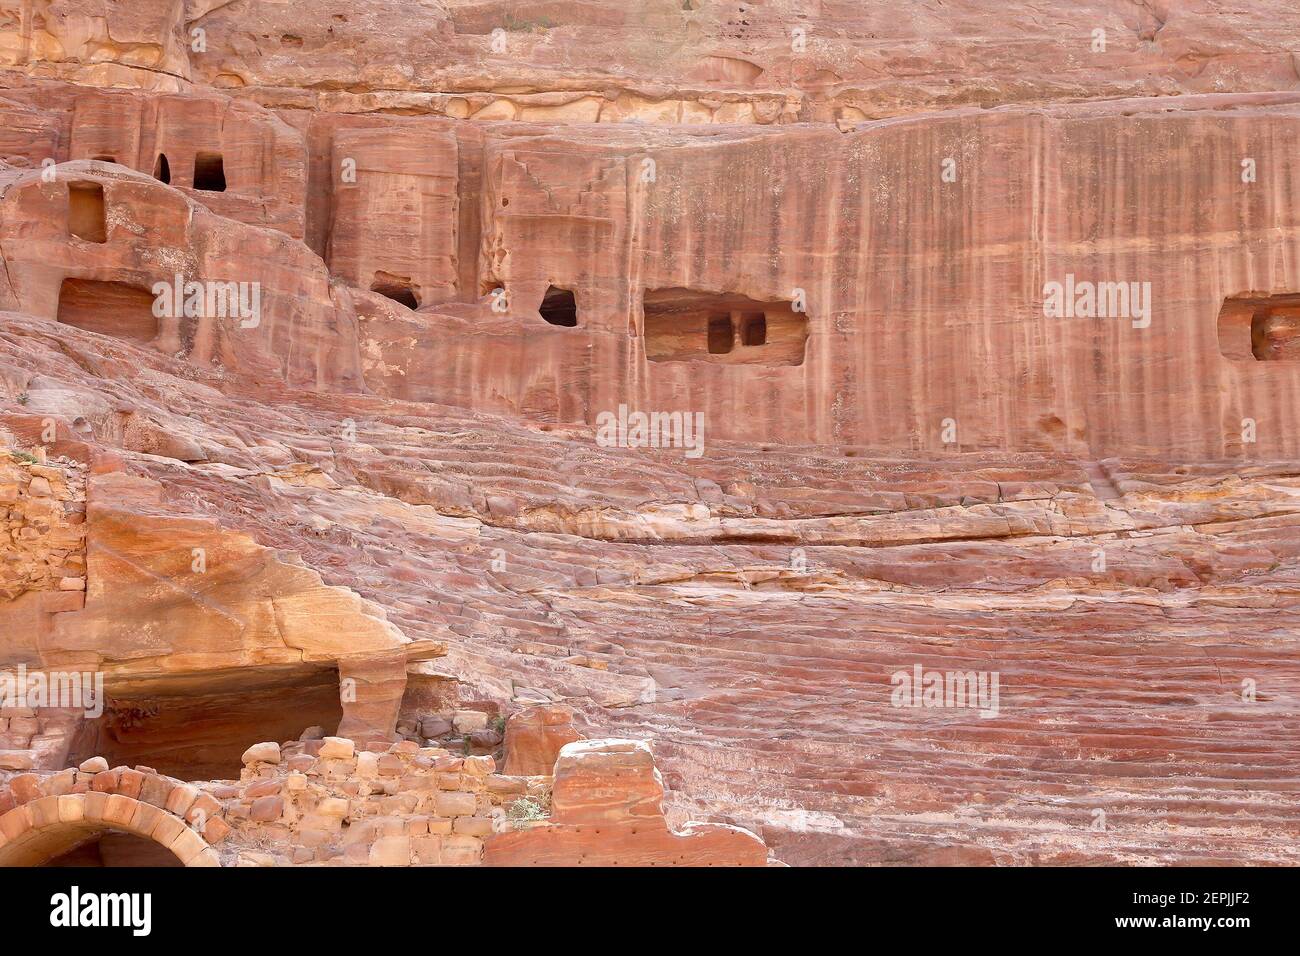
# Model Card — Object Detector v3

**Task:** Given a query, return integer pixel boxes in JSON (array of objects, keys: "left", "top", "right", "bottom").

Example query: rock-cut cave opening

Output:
[
  {"left": 740, "top": 311, "right": 767, "bottom": 346},
  {"left": 707, "top": 314, "right": 733, "bottom": 353},
  {"left": 372, "top": 271, "right": 421, "bottom": 309},
  {"left": 153, "top": 152, "right": 171, "bottom": 184},
  {"left": 63, "top": 664, "right": 345, "bottom": 781},
  {"left": 539, "top": 286, "right": 579, "bottom": 326},
  {"left": 193, "top": 151, "right": 227, "bottom": 192},
  {"left": 57, "top": 278, "right": 158, "bottom": 342},
  {"left": 67, "top": 181, "right": 106, "bottom": 243},
  {"left": 643, "top": 288, "right": 808, "bottom": 365}
]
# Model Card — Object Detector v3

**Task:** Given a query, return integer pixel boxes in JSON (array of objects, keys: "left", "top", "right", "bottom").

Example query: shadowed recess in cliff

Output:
[
  {"left": 643, "top": 288, "right": 807, "bottom": 365},
  {"left": 56, "top": 279, "right": 158, "bottom": 343},
  {"left": 539, "top": 286, "right": 579, "bottom": 327},
  {"left": 193, "top": 151, "right": 226, "bottom": 192},
  {"left": 43, "top": 831, "right": 185, "bottom": 867},
  {"left": 371, "top": 271, "right": 421, "bottom": 309},
  {"left": 67, "top": 181, "right": 106, "bottom": 243},
  {"left": 1218, "top": 292, "right": 1300, "bottom": 361},
  {"left": 63, "top": 664, "right": 345, "bottom": 781}
]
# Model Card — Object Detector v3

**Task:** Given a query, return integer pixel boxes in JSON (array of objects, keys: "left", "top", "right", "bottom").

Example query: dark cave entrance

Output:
[
  {"left": 42, "top": 831, "right": 185, "bottom": 867},
  {"left": 193, "top": 151, "right": 227, "bottom": 192},
  {"left": 707, "top": 314, "right": 733, "bottom": 353},
  {"left": 371, "top": 272, "right": 421, "bottom": 309},
  {"left": 539, "top": 286, "right": 579, "bottom": 327}
]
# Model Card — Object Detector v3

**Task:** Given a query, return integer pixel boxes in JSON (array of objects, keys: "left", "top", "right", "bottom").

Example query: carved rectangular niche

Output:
[
  {"left": 643, "top": 288, "right": 807, "bottom": 365},
  {"left": 67, "top": 182, "right": 106, "bottom": 243},
  {"left": 57, "top": 278, "right": 159, "bottom": 343},
  {"left": 1219, "top": 293, "right": 1300, "bottom": 361},
  {"left": 65, "top": 664, "right": 344, "bottom": 781},
  {"left": 194, "top": 151, "right": 227, "bottom": 192}
]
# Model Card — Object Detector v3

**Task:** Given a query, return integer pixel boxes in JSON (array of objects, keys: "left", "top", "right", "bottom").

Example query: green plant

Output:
[
  {"left": 505, "top": 797, "right": 547, "bottom": 829},
  {"left": 12, "top": 450, "right": 37, "bottom": 464},
  {"left": 491, "top": 715, "right": 506, "bottom": 735},
  {"left": 16, "top": 392, "right": 29, "bottom": 405}
]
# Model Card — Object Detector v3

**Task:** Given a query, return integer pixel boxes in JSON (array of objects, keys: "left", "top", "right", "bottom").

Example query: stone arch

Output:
[
  {"left": 0, "top": 792, "right": 219, "bottom": 866},
  {"left": 0, "top": 767, "right": 227, "bottom": 867}
]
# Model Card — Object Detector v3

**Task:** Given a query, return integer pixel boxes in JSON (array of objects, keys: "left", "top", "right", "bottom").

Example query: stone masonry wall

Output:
[
  {"left": 0, "top": 446, "right": 87, "bottom": 602},
  {"left": 0, "top": 445, "right": 88, "bottom": 772},
  {"left": 222, "top": 735, "right": 542, "bottom": 866},
  {"left": 1, "top": 730, "right": 769, "bottom": 865}
]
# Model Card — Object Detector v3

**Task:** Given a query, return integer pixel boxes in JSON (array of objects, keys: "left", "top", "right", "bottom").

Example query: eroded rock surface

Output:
[{"left": 1, "top": 2, "right": 1299, "bottom": 867}]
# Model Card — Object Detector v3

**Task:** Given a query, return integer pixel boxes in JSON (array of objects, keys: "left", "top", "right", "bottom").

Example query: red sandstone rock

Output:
[
  {"left": 242, "top": 743, "right": 281, "bottom": 766},
  {"left": 502, "top": 704, "right": 584, "bottom": 776},
  {"left": 1, "top": 2, "right": 1299, "bottom": 872},
  {"left": 8, "top": 1, "right": 1300, "bottom": 124},
  {"left": 486, "top": 740, "right": 768, "bottom": 866}
]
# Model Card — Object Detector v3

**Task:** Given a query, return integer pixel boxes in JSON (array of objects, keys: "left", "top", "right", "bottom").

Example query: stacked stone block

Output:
[
  {"left": 0, "top": 756, "right": 226, "bottom": 865},
  {"left": 226, "top": 736, "right": 539, "bottom": 866},
  {"left": 0, "top": 449, "right": 87, "bottom": 601}
]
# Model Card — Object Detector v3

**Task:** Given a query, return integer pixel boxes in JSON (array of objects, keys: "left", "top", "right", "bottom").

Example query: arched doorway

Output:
[
  {"left": 43, "top": 830, "right": 185, "bottom": 866},
  {"left": 0, "top": 794, "right": 218, "bottom": 867}
]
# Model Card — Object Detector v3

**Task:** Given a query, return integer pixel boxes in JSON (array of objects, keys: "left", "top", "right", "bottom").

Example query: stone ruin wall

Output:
[
  {"left": 0, "top": 731, "right": 768, "bottom": 867},
  {"left": 0, "top": 447, "right": 87, "bottom": 604},
  {"left": 0, "top": 445, "right": 87, "bottom": 774}
]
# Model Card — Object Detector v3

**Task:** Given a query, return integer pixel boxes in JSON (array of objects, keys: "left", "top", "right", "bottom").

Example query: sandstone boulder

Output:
[
  {"left": 502, "top": 704, "right": 584, "bottom": 777},
  {"left": 486, "top": 740, "right": 768, "bottom": 866},
  {"left": 241, "top": 742, "right": 281, "bottom": 766}
]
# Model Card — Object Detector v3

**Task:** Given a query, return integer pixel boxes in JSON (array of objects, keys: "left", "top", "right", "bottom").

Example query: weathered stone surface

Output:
[
  {"left": 318, "top": 738, "right": 355, "bottom": 761},
  {"left": 503, "top": 704, "right": 584, "bottom": 777},
  {"left": 6, "top": 0, "right": 1300, "bottom": 125},
  {"left": 0, "top": 82, "right": 306, "bottom": 236},
  {"left": 486, "top": 740, "right": 768, "bottom": 866},
  {"left": 1, "top": 1, "right": 1299, "bottom": 872},
  {"left": 0, "top": 161, "right": 351, "bottom": 388},
  {"left": 241, "top": 743, "right": 281, "bottom": 766}
]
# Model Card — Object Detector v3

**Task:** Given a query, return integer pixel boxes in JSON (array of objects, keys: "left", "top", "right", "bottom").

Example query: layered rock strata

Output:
[{"left": 1, "top": 2, "right": 1298, "bottom": 868}]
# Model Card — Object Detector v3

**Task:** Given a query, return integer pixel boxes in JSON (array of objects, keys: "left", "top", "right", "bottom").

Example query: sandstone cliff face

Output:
[
  {"left": 0, "top": 0, "right": 191, "bottom": 89},
  {"left": 4, "top": 308, "right": 1298, "bottom": 864},
  {"left": 7, "top": 1, "right": 1300, "bottom": 121},
  {"left": 0, "top": 81, "right": 306, "bottom": 237},
  {"left": 12, "top": 87, "right": 1293, "bottom": 456},
  {"left": 0, "top": 429, "right": 444, "bottom": 779},
  {"left": 336, "top": 96, "right": 1300, "bottom": 457},
  {"left": 1, "top": 2, "right": 1299, "bottom": 868},
  {"left": 0, "top": 159, "right": 358, "bottom": 388}
]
